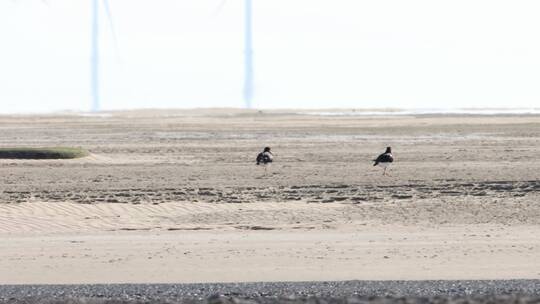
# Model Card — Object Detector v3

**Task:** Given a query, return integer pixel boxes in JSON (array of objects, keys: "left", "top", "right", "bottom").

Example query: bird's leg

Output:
[{"left": 383, "top": 167, "right": 387, "bottom": 176}]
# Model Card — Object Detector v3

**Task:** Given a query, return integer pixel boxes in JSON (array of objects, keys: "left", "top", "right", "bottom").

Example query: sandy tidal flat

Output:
[{"left": 0, "top": 110, "right": 539, "bottom": 284}]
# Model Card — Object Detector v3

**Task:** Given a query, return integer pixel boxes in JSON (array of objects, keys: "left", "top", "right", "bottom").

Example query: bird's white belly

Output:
[{"left": 378, "top": 162, "right": 391, "bottom": 168}]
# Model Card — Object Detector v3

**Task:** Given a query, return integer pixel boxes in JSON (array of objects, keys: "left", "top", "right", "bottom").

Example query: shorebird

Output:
[
  {"left": 256, "top": 147, "right": 274, "bottom": 173},
  {"left": 373, "top": 147, "right": 394, "bottom": 176}
]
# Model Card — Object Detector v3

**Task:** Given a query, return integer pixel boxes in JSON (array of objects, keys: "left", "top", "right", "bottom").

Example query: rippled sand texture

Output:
[{"left": 0, "top": 110, "right": 539, "bottom": 283}]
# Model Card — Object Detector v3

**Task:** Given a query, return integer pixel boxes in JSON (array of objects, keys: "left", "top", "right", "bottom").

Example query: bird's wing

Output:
[
  {"left": 374, "top": 153, "right": 393, "bottom": 162},
  {"left": 374, "top": 153, "right": 385, "bottom": 162}
]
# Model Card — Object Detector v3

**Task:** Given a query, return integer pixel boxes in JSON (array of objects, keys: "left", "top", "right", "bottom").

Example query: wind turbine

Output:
[
  {"left": 243, "top": 0, "right": 253, "bottom": 109},
  {"left": 91, "top": 0, "right": 118, "bottom": 112},
  {"left": 216, "top": 0, "right": 254, "bottom": 109}
]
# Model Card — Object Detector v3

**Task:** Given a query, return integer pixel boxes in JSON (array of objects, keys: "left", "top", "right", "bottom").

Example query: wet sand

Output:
[{"left": 0, "top": 110, "right": 539, "bottom": 284}]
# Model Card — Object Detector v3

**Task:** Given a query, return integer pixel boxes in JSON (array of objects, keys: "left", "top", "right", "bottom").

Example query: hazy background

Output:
[{"left": 1, "top": 0, "right": 539, "bottom": 113}]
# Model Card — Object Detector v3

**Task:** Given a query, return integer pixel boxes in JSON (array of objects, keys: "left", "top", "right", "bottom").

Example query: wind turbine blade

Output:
[
  {"left": 102, "top": 0, "right": 120, "bottom": 60},
  {"left": 213, "top": 0, "right": 227, "bottom": 16}
]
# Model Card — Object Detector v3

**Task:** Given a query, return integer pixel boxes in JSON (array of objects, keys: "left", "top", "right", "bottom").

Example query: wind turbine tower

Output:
[
  {"left": 243, "top": 0, "right": 253, "bottom": 109},
  {"left": 91, "top": 0, "right": 99, "bottom": 112},
  {"left": 90, "top": 0, "right": 117, "bottom": 112}
]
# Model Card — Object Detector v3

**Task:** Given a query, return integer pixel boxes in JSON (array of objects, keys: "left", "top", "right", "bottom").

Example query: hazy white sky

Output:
[{"left": 1, "top": 0, "right": 539, "bottom": 112}]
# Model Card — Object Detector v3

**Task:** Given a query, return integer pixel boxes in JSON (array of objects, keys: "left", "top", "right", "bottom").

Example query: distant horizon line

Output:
[{"left": 1, "top": 107, "right": 540, "bottom": 116}]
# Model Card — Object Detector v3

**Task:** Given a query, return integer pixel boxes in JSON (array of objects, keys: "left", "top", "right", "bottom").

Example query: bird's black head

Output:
[
  {"left": 385, "top": 147, "right": 392, "bottom": 153},
  {"left": 264, "top": 147, "right": 271, "bottom": 152}
]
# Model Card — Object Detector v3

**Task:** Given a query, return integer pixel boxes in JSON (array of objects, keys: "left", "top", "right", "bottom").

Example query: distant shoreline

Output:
[
  {"left": 298, "top": 108, "right": 540, "bottom": 116},
  {"left": 1, "top": 107, "right": 540, "bottom": 117}
]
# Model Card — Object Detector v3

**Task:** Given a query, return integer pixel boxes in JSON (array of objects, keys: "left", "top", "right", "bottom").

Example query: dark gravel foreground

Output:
[{"left": 1, "top": 280, "right": 540, "bottom": 304}]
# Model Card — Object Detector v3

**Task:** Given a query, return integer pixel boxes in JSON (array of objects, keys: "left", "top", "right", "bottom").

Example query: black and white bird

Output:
[
  {"left": 256, "top": 147, "right": 274, "bottom": 172},
  {"left": 373, "top": 147, "right": 393, "bottom": 176}
]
